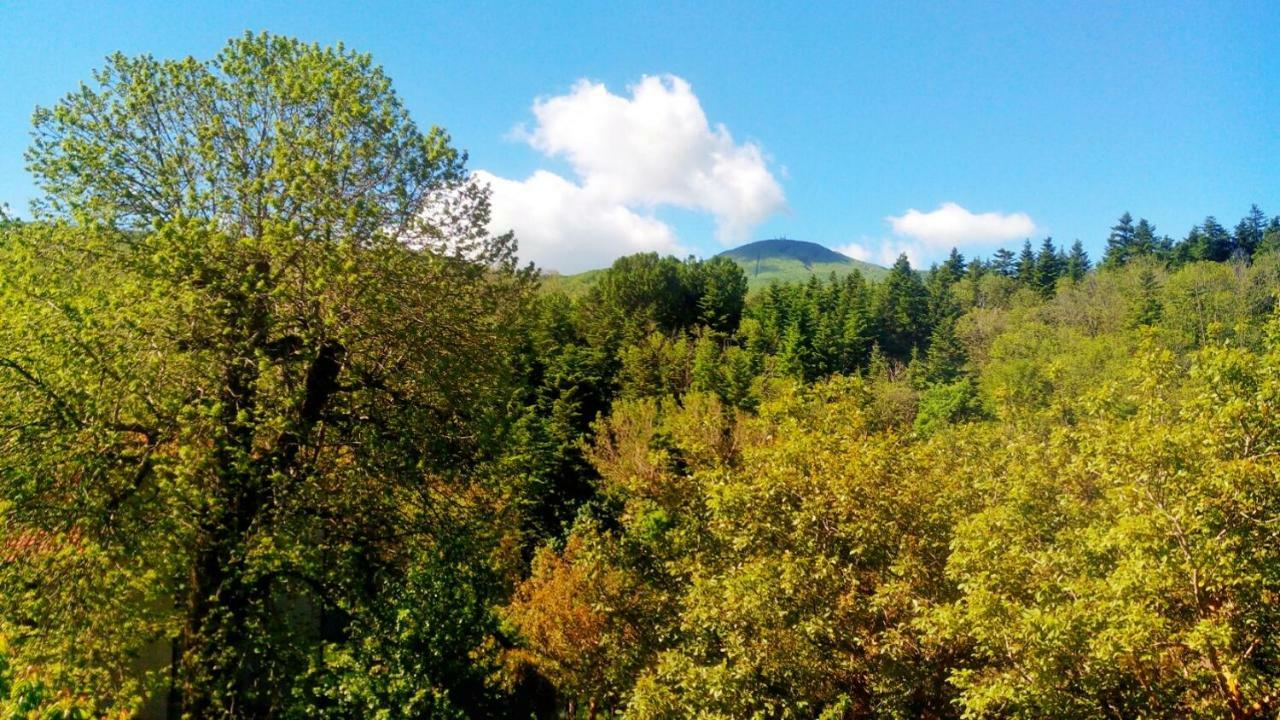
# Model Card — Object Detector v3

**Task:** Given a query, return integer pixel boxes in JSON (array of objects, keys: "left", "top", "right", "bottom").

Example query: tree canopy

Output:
[{"left": 2, "top": 30, "right": 1280, "bottom": 720}]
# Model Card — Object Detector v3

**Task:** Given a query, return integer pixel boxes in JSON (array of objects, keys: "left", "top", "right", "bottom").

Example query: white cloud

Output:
[
  {"left": 479, "top": 75, "right": 785, "bottom": 272},
  {"left": 475, "top": 169, "right": 687, "bottom": 272},
  {"left": 888, "top": 202, "right": 1035, "bottom": 246},
  {"left": 841, "top": 202, "right": 1036, "bottom": 268},
  {"left": 836, "top": 238, "right": 931, "bottom": 268}
]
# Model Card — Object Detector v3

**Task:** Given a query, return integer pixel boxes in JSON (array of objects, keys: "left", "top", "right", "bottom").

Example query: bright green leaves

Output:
[
  {"left": 28, "top": 31, "right": 471, "bottom": 251},
  {"left": 6, "top": 32, "right": 533, "bottom": 717},
  {"left": 941, "top": 325, "right": 1280, "bottom": 718}
]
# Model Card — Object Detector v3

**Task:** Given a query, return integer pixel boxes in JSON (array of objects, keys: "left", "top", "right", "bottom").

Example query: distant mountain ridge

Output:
[
  {"left": 539, "top": 238, "right": 888, "bottom": 296},
  {"left": 717, "top": 238, "right": 888, "bottom": 288},
  {"left": 717, "top": 238, "right": 852, "bottom": 267}
]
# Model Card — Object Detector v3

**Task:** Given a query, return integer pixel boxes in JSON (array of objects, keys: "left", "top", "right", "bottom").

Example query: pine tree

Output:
[
  {"left": 1065, "top": 240, "right": 1091, "bottom": 282},
  {"left": 916, "top": 317, "right": 967, "bottom": 386},
  {"left": 1016, "top": 240, "right": 1037, "bottom": 285},
  {"left": 966, "top": 257, "right": 988, "bottom": 281},
  {"left": 1173, "top": 224, "right": 1204, "bottom": 266},
  {"left": 1033, "top": 237, "right": 1063, "bottom": 296},
  {"left": 873, "top": 254, "right": 930, "bottom": 362},
  {"left": 691, "top": 331, "right": 724, "bottom": 397},
  {"left": 1234, "top": 204, "right": 1267, "bottom": 258},
  {"left": 1132, "top": 218, "right": 1158, "bottom": 258},
  {"left": 1199, "top": 216, "right": 1234, "bottom": 261},
  {"left": 939, "top": 248, "right": 967, "bottom": 284},
  {"left": 1103, "top": 212, "right": 1136, "bottom": 268},
  {"left": 1129, "top": 268, "right": 1163, "bottom": 328},
  {"left": 837, "top": 271, "right": 872, "bottom": 372},
  {"left": 1172, "top": 219, "right": 1233, "bottom": 266},
  {"left": 693, "top": 255, "right": 749, "bottom": 333},
  {"left": 991, "top": 248, "right": 1017, "bottom": 277},
  {"left": 778, "top": 322, "right": 810, "bottom": 380}
]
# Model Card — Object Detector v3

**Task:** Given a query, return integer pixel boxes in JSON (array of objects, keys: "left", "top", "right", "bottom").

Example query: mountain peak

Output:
[
  {"left": 715, "top": 238, "right": 886, "bottom": 287},
  {"left": 717, "top": 238, "right": 852, "bottom": 268}
]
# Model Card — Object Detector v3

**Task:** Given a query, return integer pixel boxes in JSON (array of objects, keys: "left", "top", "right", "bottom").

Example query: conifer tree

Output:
[
  {"left": 1065, "top": 240, "right": 1091, "bottom": 281},
  {"left": 873, "top": 254, "right": 930, "bottom": 362},
  {"left": 1132, "top": 218, "right": 1158, "bottom": 258},
  {"left": 990, "top": 247, "right": 1017, "bottom": 277},
  {"left": 1016, "top": 240, "right": 1037, "bottom": 285},
  {"left": 1103, "top": 212, "right": 1136, "bottom": 268},
  {"left": 1261, "top": 216, "right": 1280, "bottom": 255},
  {"left": 916, "top": 317, "right": 967, "bottom": 386},
  {"left": 1129, "top": 268, "right": 1164, "bottom": 327},
  {"left": 966, "top": 257, "right": 988, "bottom": 281},
  {"left": 1234, "top": 204, "right": 1267, "bottom": 258},
  {"left": 939, "top": 247, "right": 967, "bottom": 284},
  {"left": 1033, "top": 237, "right": 1063, "bottom": 296},
  {"left": 1196, "top": 216, "right": 1234, "bottom": 262}
]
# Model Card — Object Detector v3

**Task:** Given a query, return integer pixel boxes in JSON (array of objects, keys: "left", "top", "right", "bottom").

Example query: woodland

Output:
[{"left": 2, "top": 33, "right": 1280, "bottom": 720}]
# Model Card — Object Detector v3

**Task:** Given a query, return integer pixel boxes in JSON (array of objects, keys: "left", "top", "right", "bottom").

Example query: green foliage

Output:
[
  {"left": 8, "top": 30, "right": 1280, "bottom": 720},
  {"left": 914, "top": 379, "right": 985, "bottom": 436},
  {"left": 874, "top": 254, "right": 930, "bottom": 361},
  {"left": 4, "top": 33, "right": 531, "bottom": 717}
]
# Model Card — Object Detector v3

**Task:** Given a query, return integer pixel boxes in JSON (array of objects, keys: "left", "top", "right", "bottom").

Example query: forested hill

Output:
[
  {"left": 541, "top": 237, "right": 887, "bottom": 295},
  {"left": 717, "top": 238, "right": 888, "bottom": 287}
]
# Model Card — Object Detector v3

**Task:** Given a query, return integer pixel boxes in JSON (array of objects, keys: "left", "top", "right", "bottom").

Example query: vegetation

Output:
[
  {"left": 544, "top": 239, "right": 889, "bottom": 297},
  {"left": 2, "top": 32, "right": 1280, "bottom": 720}
]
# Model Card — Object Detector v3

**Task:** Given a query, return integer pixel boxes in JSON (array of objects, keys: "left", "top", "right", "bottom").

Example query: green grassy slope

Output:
[
  {"left": 719, "top": 239, "right": 888, "bottom": 289},
  {"left": 537, "top": 268, "right": 603, "bottom": 298}
]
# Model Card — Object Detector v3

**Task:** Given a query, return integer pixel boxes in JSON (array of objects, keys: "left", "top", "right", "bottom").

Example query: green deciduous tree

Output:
[{"left": 4, "top": 33, "right": 531, "bottom": 717}]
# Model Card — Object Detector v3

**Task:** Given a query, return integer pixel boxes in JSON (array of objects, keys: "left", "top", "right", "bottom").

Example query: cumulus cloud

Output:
[
  {"left": 479, "top": 75, "right": 786, "bottom": 272},
  {"left": 888, "top": 202, "right": 1035, "bottom": 245},
  {"left": 476, "top": 169, "right": 687, "bottom": 272},
  {"left": 840, "top": 202, "right": 1036, "bottom": 267}
]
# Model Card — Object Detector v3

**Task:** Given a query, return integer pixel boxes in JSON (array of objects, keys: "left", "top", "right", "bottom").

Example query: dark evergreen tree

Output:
[
  {"left": 1103, "top": 212, "right": 1136, "bottom": 268},
  {"left": 916, "top": 317, "right": 967, "bottom": 387},
  {"left": 1065, "top": 240, "right": 1091, "bottom": 282},
  {"left": 591, "top": 253, "right": 688, "bottom": 335},
  {"left": 837, "top": 270, "right": 873, "bottom": 372},
  {"left": 1234, "top": 204, "right": 1267, "bottom": 258},
  {"left": 1033, "top": 237, "right": 1063, "bottom": 296},
  {"left": 990, "top": 248, "right": 1017, "bottom": 277},
  {"left": 966, "top": 257, "right": 988, "bottom": 281},
  {"left": 690, "top": 255, "right": 749, "bottom": 333},
  {"left": 939, "top": 248, "right": 967, "bottom": 284},
  {"left": 1176, "top": 216, "right": 1234, "bottom": 263},
  {"left": 1172, "top": 225, "right": 1204, "bottom": 267},
  {"left": 925, "top": 265, "right": 961, "bottom": 329},
  {"left": 1016, "top": 240, "right": 1037, "bottom": 285},
  {"left": 873, "top": 254, "right": 930, "bottom": 362},
  {"left": 1132, "top": 218, "right": 1158, "bottom": 258}
]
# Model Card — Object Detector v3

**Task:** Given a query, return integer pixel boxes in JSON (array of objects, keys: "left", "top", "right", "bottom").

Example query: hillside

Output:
[
  {"left": 537, "top": 268, "right": 604, "bottom": 298},
  {"left": 717, "top": 238, "right": 888, "bottom": 288},
  {"left": 540, "top": 239, "right": 887, "bottom": 296}
]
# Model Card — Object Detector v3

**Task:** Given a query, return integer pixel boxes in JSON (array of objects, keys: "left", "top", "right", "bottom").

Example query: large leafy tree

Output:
[{"left": 4, "top": 33, "right": 531, "bottom": 716}]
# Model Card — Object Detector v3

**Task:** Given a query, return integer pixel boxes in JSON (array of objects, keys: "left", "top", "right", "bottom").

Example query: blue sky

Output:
[{"left": 1, "top": 1, "right": 1276, "bottom": 271}]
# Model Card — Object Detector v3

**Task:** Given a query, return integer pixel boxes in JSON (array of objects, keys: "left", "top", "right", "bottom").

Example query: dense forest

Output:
[{"left": 2, "top": 34, "right": 1280, "bottom": 720}]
